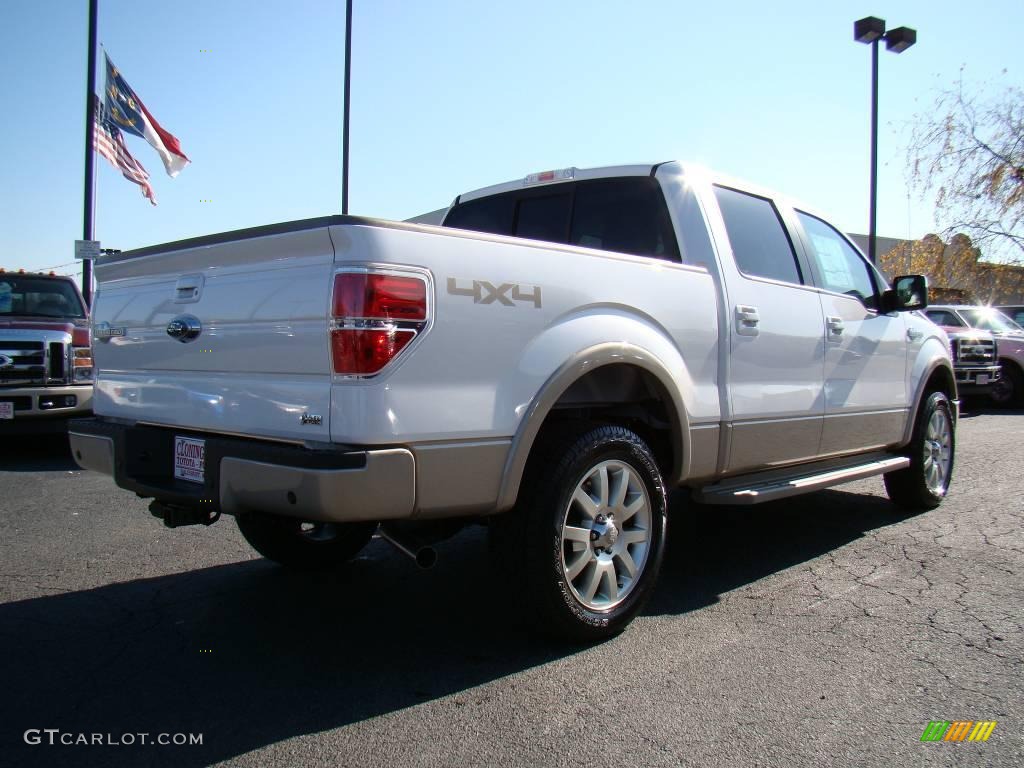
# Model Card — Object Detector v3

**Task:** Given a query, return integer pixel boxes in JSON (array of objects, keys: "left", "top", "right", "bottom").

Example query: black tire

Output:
[
  {"left": 883, "top": 391, "right": 955, "bottom": 510},
  {"left": 990, "top": 361, "right": 1023, "bottom": 408},
  {"left": 236, "top": 512, "right": 377, "bottom": 570},
  {"left": 494, "top": 424, "right": 668, "bottom": 642}
]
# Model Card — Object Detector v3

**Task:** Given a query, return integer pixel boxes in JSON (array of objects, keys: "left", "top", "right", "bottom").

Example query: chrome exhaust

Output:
[{"left": 378, "top": 525, "right": 438, "bottom": 569}]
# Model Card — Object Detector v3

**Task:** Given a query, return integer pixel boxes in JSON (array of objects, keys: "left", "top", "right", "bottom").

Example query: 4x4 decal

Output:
[{"left": 447, "top": 277, "right": 542, "bottom": 308}]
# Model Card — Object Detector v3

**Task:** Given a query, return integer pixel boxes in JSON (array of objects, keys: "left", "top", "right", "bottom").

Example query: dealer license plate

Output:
[
  {"left": 174, "top": 436, "right": 205, "bottom": 484},
  {"left": 0, "top": 402, "right": 13, "bottom": 420},
  {"left": 977, "top": 374, "right": 989, "bottom": 386}
]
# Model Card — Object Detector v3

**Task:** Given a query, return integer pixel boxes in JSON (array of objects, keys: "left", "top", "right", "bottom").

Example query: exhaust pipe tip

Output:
[
  {"left": 415, "top": 546, "right": 437, "bottom": 570},
  {"left": 378, "top": 526, "right": 438, "bottom": 569}
]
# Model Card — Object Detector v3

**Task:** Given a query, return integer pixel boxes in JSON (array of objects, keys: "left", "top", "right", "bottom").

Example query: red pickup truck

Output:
[
  {"left": 0, "top": 270, "right": 93, "bottom": 433},
  {"left": 925, "top": 304, "right": 1024, "bottom": 406}
]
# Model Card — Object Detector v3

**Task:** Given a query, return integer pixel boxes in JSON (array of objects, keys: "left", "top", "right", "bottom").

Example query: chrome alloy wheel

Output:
[
  {"left": 560, "top": 459, "right": 652, "bottom": 611},
  {"left": 922, "top": 407, "right": 952, "bottom": 495}
]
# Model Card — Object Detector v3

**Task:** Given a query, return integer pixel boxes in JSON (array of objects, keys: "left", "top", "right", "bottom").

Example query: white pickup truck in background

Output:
[{"left": 70, "top": 162, "right": 956, "bottom": 640}]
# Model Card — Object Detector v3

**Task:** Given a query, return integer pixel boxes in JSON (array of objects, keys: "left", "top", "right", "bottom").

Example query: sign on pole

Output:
[{"left": 75, "top": 239, "right": 101, "bottom": 261}]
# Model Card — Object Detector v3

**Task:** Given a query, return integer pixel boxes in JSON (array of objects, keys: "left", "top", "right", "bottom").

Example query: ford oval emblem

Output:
[{"left": 167, "top": 315, "right": 202, "bottom": 343}]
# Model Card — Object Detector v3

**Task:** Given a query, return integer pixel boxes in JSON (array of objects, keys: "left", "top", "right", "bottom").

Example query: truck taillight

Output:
[
  {"left": 333, "top": 273, "right": 427, "bottom": 321},
  {"left": 330, "top": 271, "right": 429, "bottom": 376}
]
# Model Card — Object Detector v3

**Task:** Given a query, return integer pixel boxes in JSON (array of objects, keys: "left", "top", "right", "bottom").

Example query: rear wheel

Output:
[
  {"left": 494, "top": 424, "right": 668, "bottom": 642},
  {"left": 884, "top": 391, "right": 955, "bottom": 510},
  {"left": 990, "top": 361, "right": 1023, "bottom": 407},
  {"left": 236, "top": 512, "right": 376, "bottom": 570}
]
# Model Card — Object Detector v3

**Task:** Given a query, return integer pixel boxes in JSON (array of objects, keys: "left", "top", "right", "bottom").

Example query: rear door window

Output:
[{"left": 713, "top": 186, "right": 803, "bottom": 284}]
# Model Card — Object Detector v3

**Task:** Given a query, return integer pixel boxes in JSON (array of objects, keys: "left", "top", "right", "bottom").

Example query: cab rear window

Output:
[
  {"left": 443, "top": 177, "right": 680, "bottom": 262},
  {"left": 442, "top": 194, "right": 514, "bottom": 237}
]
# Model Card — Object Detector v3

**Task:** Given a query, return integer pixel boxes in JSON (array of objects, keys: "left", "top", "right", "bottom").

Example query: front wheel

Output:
[
  {"left": 497, "top": 424, "right": 668, "bottom": 642},
  {"left": 990, "top": 361, "right": 1023, "bottom": 408},
  {"left": 236, "top": 512, "right": 377, "bottom": 570},
  {"left": 884, "top": 391, "right": 955, "bottom": 510}
]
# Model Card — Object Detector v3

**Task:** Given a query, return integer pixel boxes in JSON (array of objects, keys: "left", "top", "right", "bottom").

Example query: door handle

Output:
[
  {"left": 174, "top": 274, "right": 205, "bottom": 303},
  {"left": 735, "top": 305, "right": 760, "bottom": 336},
  {"left": 827, "top": 316, "right": 844, "bottom": 336}
]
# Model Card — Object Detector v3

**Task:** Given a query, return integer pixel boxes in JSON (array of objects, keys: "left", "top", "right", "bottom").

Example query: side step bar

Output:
[{"left": 695, "top": 455, "right": 910, "bottom": 505}]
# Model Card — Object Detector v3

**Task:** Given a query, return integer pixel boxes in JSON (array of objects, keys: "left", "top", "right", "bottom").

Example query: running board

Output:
[{"left": 695, "top": 456, "right": 910, "bottom": 505}]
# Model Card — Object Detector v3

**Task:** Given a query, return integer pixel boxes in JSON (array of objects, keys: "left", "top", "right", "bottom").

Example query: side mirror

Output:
[{"left": 883, "top": 274, "right": 928, "bottom": 313}]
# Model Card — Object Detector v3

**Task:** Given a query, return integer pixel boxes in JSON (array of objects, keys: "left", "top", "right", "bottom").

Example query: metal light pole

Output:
[
  {"left": 854, "top": 17, "right": 917, "bottom": 265},
  {"left": 82, "top": 0, "right": 99, "bottom": 305},
  {"left": 342, "top": 0, "right": 352, "bottom": 215}
]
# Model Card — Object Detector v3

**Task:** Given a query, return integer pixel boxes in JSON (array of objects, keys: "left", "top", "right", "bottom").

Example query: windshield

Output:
[
  {"left": 961, "top": 308, "right": 1024, "bottom": 334},
  {"left": 0, "top": 276, "right": 86, "bottom": 318}
]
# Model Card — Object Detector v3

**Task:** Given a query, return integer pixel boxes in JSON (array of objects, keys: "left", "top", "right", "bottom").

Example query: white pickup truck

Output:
[{"left": 70, "top": 162, "right": 956, "bottom": 640}]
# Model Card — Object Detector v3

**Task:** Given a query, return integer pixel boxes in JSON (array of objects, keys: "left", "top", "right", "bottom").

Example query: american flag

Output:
[{"left": 92, "top": 96, "right": 157, "bottom": 205}]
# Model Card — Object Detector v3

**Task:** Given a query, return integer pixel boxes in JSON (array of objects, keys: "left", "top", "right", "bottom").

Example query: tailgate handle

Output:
[{"left": 174, "top": 274, "right": 205, "bottom": 303}]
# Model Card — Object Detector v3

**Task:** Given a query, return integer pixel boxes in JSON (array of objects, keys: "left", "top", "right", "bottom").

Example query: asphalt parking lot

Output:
[{"left": 1, "top": 407, "right": 1021, "bottom": 768}]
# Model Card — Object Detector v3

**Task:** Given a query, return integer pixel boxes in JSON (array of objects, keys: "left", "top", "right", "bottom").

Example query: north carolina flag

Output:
[{"left": 104, "top": 54, "right": 190, "bottom": 177}]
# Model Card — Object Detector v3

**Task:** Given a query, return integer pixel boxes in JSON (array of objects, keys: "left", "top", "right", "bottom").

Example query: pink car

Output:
[{"left": 925, "top": 305, "right": 1024, "bottom": 407}]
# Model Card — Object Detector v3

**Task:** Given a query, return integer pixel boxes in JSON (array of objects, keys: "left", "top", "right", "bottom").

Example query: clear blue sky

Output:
[{"left": 2, "top": 0, "right": 1021, "bottom": 281}]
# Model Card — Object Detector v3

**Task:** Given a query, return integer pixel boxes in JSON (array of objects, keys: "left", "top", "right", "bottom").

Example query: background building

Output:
[{"left": 850, "top": 232, "right": 1024, "bottom": 305}]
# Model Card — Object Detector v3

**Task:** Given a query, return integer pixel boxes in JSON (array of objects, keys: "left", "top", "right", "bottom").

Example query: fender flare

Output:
[
  {"left": 902, "top": 356, "right": 957, "bottom": 446},
  {"left": 494, "top": 342, "right": 691, "bottom": 512}
]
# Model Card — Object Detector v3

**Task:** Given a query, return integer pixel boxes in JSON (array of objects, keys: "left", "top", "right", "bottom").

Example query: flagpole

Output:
[
  {"left": 82, "top": 0, "right": 99, "bottom": 306},
  {"left": 342, "top": 0, "right": 352, "bottom": 215}
]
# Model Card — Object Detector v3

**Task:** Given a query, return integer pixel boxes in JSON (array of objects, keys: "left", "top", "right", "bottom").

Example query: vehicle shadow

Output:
[
  {"left": 649, "top": 487, "right": 913, "bottom": 616},
  {"left": 0, "top": 434, "right": 78, "bottom": 472},
  {"left": 0, "top": 486, "right": 913, "bottom": 767},
  {"left": 957, "top": 401, "right": 1024, "bottom": 418}
]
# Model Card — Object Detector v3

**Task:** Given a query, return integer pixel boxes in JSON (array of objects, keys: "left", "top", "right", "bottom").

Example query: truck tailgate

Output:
[{"left": 91, "top": 225, "right": 335, "bottom": 443}]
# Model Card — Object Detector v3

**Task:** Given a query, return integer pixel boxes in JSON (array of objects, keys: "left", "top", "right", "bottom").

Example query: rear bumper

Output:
[
  {"left": 68, "top": 418, "right": 415, "bottom": 523},
  {"left": 0, "top": 385, "right": 93, "bottom": 433}
]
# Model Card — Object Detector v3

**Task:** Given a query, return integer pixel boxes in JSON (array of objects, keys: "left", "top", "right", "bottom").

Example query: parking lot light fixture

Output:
[
  {"left": 854, "top": 16, "right": 886, "bottom": 43},
  {"left": 884, "top": 26, "right": 917, "bottom": 54},
  {"left": 854, "top": 16, "right": 918, "bottom": 265}
]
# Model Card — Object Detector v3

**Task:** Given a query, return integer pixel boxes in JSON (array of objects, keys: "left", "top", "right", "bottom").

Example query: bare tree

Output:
[{"left": 908, "top": 76, "right": 1024, "bottom": 263}]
